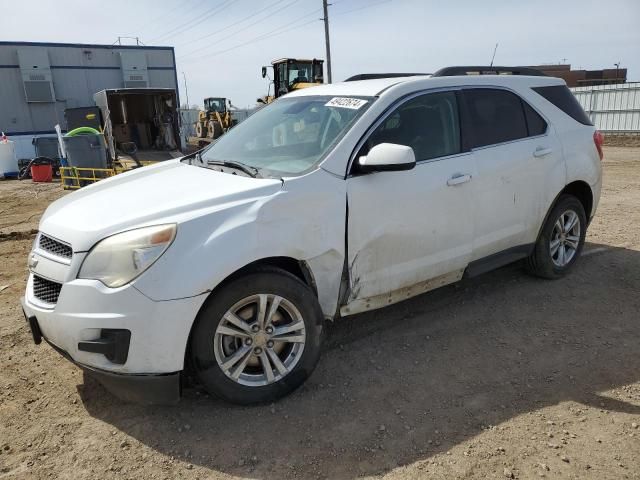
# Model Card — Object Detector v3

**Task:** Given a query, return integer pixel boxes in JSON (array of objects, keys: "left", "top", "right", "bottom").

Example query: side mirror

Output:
[
  {"left": 261, "top": 67, "right": 267, "bottom": 78},
  {"left": 358, "top": 143, "right": 416, "bottom": 173}
]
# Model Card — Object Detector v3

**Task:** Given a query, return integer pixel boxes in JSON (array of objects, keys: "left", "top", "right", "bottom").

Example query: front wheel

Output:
[
  {"left": 526, "top": 194, "right": 587, "bottom": 279},
  {"left": 189, "top": 268, "right": 323, "bottom": 405},
  {"left": 207, "top": 120, "right": 223, "bottom": 139}
]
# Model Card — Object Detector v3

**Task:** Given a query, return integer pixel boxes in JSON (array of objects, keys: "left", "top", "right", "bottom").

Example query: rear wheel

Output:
[
  {"left": 189, "top": 268, "right": 323, "bottom": 404},
  {"left": 526, "top": 194, "right": 587, "bottom": 279}
]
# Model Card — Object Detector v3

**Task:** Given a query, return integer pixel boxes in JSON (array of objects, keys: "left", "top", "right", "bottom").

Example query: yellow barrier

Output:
[
  {"left": 60, "top": 161, "right": 157, "bottom": 190},
  {"left": 60, "top": 167, "right": 115, "bottom": 190}
]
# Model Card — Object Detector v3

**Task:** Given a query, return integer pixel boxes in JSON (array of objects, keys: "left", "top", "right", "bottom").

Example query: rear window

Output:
[
  {"left": 463, "top": 89, "right": 528, "bottom": 148},
  {"left": 532, "top": 85, "right": 593, "bottom": 126}
]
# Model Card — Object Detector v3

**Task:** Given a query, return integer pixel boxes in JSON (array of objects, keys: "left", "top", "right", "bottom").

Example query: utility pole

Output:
[{"left": 322, "top": 0, "right": 332, "bottom": 83}]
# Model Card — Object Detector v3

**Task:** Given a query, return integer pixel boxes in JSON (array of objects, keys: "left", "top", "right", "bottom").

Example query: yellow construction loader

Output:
[
  {"left": 258, "top": 58, "right": 324, "bottom": 104},
  {"left": 194, "top": 97, "right": 236, "bottom": 139}
]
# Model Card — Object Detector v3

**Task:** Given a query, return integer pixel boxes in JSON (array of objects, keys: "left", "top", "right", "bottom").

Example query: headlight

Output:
[{"left": 78, "top": 224, "right": 176, "bottom": 288}]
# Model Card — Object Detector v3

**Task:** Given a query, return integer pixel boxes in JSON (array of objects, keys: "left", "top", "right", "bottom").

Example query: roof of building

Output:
[{"left": 0, "top": 40, "right": 173, "bottom": 51}]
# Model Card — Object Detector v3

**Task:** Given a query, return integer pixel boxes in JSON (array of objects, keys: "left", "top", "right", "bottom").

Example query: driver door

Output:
[{"left": 344, "top": 91, "right": 476, "bottom": 312}]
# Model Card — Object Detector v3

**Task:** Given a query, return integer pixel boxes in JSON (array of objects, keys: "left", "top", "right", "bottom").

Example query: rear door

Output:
[
  {"left": 344, "top": 90, "right": 477, "bottom": 311},
  {"left": 461, "top": 88, "right": 564, "bottom": 261}
]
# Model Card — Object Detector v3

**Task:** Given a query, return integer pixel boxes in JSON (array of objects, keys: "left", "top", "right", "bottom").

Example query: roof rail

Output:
[
  {"left": 344, "top": 73, "right": 430, "bottom": 82},
  {"left": 432, "top": 66, "right": 546, "bottom": 77}
]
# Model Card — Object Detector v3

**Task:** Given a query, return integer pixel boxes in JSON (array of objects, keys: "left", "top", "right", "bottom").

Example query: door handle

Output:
[
  {"left": 533, "top": 147, "right": 553, "bottom": 157},
  {"left": 447, "top": 173, "right": 472, "bottom": 186}
]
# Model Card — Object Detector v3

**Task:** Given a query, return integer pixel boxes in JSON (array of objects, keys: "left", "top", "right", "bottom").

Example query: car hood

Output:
[{"left": 39, "top": 160, "right": 283, "bottom": 251}]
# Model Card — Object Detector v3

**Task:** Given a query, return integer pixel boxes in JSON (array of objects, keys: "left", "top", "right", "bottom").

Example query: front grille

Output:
[
  {"left": 39, "top": 234, "right": 72, "bottom": 259},
  {"left": 32, "top": 275, "right": 62, "bottom": 305}
]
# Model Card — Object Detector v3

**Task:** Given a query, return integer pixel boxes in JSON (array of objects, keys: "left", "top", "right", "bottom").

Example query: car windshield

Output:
[{"left": 198, "top": 95, "right": 373, "bottom": 176}]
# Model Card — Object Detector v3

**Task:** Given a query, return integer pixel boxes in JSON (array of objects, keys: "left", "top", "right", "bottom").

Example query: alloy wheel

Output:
[
  {"left": 550, "top": 209, "right": 581, "bottom": 267},
  {"left": 213, "top": 294, "right": 306, "bottom": 387}
]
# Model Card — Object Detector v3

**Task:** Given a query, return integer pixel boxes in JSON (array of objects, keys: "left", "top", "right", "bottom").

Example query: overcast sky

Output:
[{"left": 2, "top": 0, "right": 639, "bottom": 107}]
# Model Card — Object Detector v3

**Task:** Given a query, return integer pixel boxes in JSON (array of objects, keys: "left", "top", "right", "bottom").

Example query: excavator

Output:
[
  {"left": 194, "top": 97, "right": 236, "bottom": 140},
  {"left": 258, "top": 58, "right": 324, "bottom": 104}
]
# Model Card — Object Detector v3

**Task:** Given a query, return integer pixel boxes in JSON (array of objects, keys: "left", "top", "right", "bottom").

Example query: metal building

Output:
[
  {"left": 531, "top": 64, "right": 627, "bottom": 88},
  {"left": 0, "top": 41, "right": 178, "bottom": 159}
]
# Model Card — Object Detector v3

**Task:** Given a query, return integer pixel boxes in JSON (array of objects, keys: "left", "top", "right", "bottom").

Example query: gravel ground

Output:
[{"left": 1, "top": 147, "right": 639, "bottom": 480}]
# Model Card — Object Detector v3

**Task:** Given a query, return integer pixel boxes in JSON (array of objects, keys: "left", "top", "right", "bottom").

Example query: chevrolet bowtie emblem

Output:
[{"left": 28, "top": 254, "right": 38, "bottom": 269}]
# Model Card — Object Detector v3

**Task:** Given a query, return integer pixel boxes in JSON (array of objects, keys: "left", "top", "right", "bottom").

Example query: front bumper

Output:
[
  {"left": 23, "top": 275, "right": 205, "bottom": 373},
  {"left": 22, "top": 296, "right": 182, "bottom": 404},
  {"left": 22, "top": 271, "right": 207, "bottom": 403}
]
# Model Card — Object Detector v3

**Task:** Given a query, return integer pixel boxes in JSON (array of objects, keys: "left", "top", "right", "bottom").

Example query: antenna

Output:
[{"left": 489, "top": 43, "right": 499, "bottom": 68}]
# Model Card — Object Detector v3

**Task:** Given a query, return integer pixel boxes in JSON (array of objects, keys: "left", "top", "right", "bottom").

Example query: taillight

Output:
[{"left": 593, "top": 130, "right": 604, "bottom": 161}]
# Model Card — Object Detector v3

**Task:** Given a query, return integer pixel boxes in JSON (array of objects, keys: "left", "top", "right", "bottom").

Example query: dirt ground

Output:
[{"left": 1, "top": 147, "right": 639, "bottom": 480}]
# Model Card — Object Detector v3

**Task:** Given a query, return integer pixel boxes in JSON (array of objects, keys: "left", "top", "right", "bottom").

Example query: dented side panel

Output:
[
  {"left": 345, "top": 154, "right": 476, "bottom": 302},
  {"left": 133, "top": 169, "right": 346, "bottom": 318},
  {"left": 256, "top": 172, "right": 346, "bottom": 316},
  {"left": 341, "top": 269, "right": 464, "bottom": 316}
]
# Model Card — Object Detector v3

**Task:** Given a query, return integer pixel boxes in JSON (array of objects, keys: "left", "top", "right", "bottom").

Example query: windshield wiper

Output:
[
  {"left": 206, "top": 160, "right": 259, "bottom": 178},
  {"left": 184, "top": 152, "right": 205, "bottom": 165}
]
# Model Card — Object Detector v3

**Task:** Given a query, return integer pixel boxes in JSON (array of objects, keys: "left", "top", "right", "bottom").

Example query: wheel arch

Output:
[
  {"left": 220, "top": 256, "right": 318, "bottom": 296},
  {"left": 561, "top": 180, "right": 594, "bottom": 221},
  {"left": 183, "top": 256, "right": 319, "bottom": 378},
  {"left": 537, "top": 180, "right": 594, "bottom": 241}
]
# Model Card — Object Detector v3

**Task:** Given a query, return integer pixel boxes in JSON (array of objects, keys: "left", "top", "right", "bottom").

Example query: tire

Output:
[
  {"left": 526, "top": 194, "right": 587, "bottom": 279},
  {"left": 207, "top": 120, "right": 223, "bottom": 139},
  {"left": 195, "top": 122, "right": 206, "bottom": 138},
  {"left": 189, "top": 268, "right": 323, "bottom": 405}
]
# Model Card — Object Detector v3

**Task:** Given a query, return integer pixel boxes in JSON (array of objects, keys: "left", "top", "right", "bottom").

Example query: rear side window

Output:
[
  {"left": 523, "top": 101, "right": 548, "bottom": 136},
  {"left": 463, "top": 89, "right": 528, "bottom": 148},
  {"left": 532, "top": 85, "right": 593, "bottom": 126}
]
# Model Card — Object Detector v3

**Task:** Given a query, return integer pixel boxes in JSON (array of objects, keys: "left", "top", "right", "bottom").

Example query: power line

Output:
[
  {"left": 173, "top": 0, "right": 291, "bottom": 49},
  {"left": 176, "top": 0, "right": 394, "bottom": 66},
  {"left": 179, "top": 16, "right": 321, "bottom": 64},
  {"left": 136, "top": 0, "right": 199, "bottom": 35},
  {"left": 178, "top": 6, "right": 321, "bottom": 62},
  {"left": 150, "top": 0, "right": 236, "bottom": 43},
  {"left": 149, "top": 0, "right": 237, "bottom": 44},
  {"left": 178, "top": 0, "right": 304, "bottom": 60},
  {"left": 332, "top": 0, "right": 392, "bottom": 17},
  {"left": 181, "top": 19, "right": 318, "bottom": 64}
]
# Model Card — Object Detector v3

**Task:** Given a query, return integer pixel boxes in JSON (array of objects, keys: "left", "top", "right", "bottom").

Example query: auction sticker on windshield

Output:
[{"left": 325, "top": 97, "right": 368, "bottom": 109}]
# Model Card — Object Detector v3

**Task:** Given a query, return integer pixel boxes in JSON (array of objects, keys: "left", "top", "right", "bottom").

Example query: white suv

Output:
[{"left": 22, "top": 67, "right": 603, "bottom": 405}]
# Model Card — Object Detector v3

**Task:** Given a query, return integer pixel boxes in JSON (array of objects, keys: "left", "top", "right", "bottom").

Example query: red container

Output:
[{"left": 31, "top": 164, "right": 53, "bottom": 182}]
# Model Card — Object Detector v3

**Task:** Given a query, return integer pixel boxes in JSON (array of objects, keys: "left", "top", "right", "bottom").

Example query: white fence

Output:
[
  {"left": 179, "top": 109, "right": 201, "bottom": 139},
  {"left": 571, "top": 83, "right": 640, "bottom": 133}
]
